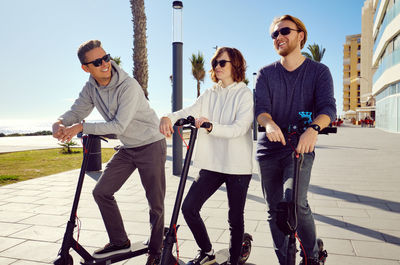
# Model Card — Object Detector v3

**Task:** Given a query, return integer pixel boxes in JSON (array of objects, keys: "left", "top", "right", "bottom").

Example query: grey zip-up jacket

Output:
[{"left": 59, "top": 61, "right": 164, "bottom": 148}]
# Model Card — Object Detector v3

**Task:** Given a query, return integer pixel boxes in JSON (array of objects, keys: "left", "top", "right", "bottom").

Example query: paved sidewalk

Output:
[{"left": 0, "top": 126, "right": 399, "bottom": 264}]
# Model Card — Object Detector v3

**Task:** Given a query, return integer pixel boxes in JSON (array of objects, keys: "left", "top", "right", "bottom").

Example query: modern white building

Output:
[{"left": 372, "top": 0, "right": 400, "bottom": 133}]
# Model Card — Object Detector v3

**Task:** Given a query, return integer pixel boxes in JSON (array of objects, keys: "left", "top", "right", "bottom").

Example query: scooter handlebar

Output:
[
  {"left": 174, "top": 116, "right": 212, "bottom": 129},
  {"left": 257, "top": 125, "right": 337, "bottom": 135}
]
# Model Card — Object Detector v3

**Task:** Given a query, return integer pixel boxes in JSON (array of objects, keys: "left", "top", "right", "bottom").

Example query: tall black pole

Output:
[
  {"left": 253, "top": 72, "right": 257, "bottom": 141},
  {"left": 172, "top": 1, "right": 183, "bottom": 176}
]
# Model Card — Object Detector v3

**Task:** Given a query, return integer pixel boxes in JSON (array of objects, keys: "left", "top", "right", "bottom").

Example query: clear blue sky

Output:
[{"left": 0, "top": 0, "right": 365, "bottom": 125}]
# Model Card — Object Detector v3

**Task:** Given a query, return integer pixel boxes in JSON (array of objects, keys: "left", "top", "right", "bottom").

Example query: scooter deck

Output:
[
  {"left": 185, "top": 249, "right": 229, "bottom": 265},
  {"left": 80, "top": 241, "right": 148, "bottom": 265},
  {"left": 214, "top": 248, "right": 230, "bottom": 265}
]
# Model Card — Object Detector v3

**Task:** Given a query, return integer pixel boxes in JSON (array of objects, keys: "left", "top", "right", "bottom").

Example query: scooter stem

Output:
[
  {"left": 286, "top": 152, "right": 304, "bottom": 265},
  {"left": 160, "top": 126, "right": 198, "bottom": 265}
]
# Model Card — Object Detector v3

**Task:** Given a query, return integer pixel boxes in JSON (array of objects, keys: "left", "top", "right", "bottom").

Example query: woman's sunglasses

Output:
[
  {"left": 212, "top": 59, "right": 231, "bottom": 69},
  {"left": 84, "top": 54, "right": 111, "bottom": 67},
  {"left": 271, "top": 27, "right": 301, "bottom": 39}
]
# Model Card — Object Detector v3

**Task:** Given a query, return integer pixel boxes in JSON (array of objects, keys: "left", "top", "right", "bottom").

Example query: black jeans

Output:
[{"left": 182, "top": 169, "right": 252, "bottom": 265}]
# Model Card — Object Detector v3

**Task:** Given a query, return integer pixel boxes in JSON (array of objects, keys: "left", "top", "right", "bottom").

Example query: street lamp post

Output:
[
  {"left": 252, "top": 72, "right": 257, "bottom": 141},
  {"left": 172, "top": 1, "right": 183, "bottom": 176}
]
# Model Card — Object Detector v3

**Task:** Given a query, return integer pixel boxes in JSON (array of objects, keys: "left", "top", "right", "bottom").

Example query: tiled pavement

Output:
[{"left": 0, "top": 125, "right": 399, "bottom": 264}]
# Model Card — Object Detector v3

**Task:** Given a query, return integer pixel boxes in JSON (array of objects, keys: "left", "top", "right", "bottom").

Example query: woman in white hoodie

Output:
[{"left": 159, "top": 47, "right": 253, "bottom": 265}]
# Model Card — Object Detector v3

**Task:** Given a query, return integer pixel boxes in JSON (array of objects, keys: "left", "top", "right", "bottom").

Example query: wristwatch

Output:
[{"left": 308, "top": 124, "right": 321, "bottom": 132}]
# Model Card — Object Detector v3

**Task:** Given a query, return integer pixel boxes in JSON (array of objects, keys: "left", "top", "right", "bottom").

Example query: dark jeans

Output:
[
  {"left": 258, "top": 152, "right": 319, "bottom": 265},
  {"left": 182, "top": 169, "right": 252, "bottom": 265},
  {"left": 92, "top": 139, "right": 166, "bottom": 255}
]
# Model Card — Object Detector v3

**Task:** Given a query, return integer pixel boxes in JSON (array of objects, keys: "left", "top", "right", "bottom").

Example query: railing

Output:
[
  {"left": 373, "top": 0, "right": 400, "bottom": 52},
  {"left": 373, "top": 48, "right": 400, "bottom": 83},
  {"left": 373, "top": 0, "right": 382, "bottom": 25}
]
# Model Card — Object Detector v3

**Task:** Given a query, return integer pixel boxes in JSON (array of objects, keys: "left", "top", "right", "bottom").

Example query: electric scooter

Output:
[
  {"left": 160, "top": 116, "right": 253, "bottom": 265},
  {"left": 259, "top": 114, "right": 334, "bottom": 265},
  {"left": 53, "top": 135, "right": 150, "bottom": 265}
]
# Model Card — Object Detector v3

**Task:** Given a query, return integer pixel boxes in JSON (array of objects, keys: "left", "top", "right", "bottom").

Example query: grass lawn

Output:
[{"left": 0, "top": 148, "right": 116, "bottom": 186}]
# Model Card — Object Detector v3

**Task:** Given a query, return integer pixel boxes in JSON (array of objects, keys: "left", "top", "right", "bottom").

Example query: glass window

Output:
[
  {"left": 387, "top": 41, "right": 394, "bottom": 54},
  {"left": 390, "top": 84, "right": 396, "bottom": 94},
  {"left": 394, "top": 35, "right": 400, "bottom": 50}
]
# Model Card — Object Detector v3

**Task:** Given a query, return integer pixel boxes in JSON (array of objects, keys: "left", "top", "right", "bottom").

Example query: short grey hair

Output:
[{"left": 77, "top": 40, "right": 102, "bottom": 65}]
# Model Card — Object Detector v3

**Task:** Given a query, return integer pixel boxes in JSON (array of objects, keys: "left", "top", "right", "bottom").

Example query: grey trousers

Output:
[
  {"left": 258, "top": 152, "right": 319, "bottom": 265},
  {"left": 93, "top": 139, "right": 166, "bottom": 255}
]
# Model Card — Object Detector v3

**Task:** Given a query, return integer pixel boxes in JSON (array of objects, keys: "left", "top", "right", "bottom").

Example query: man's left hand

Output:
[
  {"left": 60, "top": 123, "right": 83, "bottom": 143},
  {"left": 296, "top": 128, "right": 318, "bottom": 154}
]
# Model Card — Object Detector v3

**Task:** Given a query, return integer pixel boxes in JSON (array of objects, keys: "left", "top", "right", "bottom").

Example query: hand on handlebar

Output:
[
  {"left": 55, "top": 123, "right": 83, "bottom": 143},
  {"left": 52, "top": 122, "right": 65, "bottom": 139},
  {"left": 195, "top": 117, "right": 212, "bottom": 132},
  {"left": 296, "top": 127, "right": 318, "bottom": 154},
  {"left": 159, "top": 117, "right": 174, "bottom": 137}
]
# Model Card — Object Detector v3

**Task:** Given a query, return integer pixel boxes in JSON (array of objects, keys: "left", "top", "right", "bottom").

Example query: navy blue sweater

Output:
[{"left": 255, "top": 58, "right": 336, "bottom": 160}]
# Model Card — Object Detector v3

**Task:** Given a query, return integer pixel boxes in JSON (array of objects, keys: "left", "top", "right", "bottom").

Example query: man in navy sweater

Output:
[{"left": 255, "top": 15, "right": 336, "bottom": 265}]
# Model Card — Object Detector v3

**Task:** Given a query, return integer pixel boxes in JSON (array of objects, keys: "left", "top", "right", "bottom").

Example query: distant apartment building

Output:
[
  {"left": 371, "top": 0, "right": 400, "bottom": 132},
  {"left": 343, "top": 34, "right": 362, "bottom": 119},
  {"left": 359, "top": 0, "right": 376, "bottom": 120}
]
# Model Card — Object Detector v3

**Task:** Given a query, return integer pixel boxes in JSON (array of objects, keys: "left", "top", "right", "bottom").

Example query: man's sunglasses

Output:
[
  {"left": 271, "top": 27, "right": 301, "bottom": 39},
  {"left": 84, "top": 54, "right": 111, "bottom": 67},
  {"left": 212, "top": 59, "right": 231, "bottom": 69}
]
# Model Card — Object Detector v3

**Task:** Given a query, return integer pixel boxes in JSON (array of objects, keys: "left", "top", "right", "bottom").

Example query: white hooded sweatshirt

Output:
[{"left": 167, "top": 81, "right": 253, "bottom": 175}]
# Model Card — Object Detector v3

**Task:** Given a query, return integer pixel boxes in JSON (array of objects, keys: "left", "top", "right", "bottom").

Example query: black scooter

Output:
[
  {"left": 259, "top": 117, "right": 334, "bottom": 265},
  {"left": 161, "top": 116, "right": 253, "bottom": 265},
  {"left": 53, "top": 135, "right": 150, "bottom": 265}
]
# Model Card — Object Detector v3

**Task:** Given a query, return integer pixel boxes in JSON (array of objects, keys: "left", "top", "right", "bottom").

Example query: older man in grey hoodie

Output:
[{"left": 52, "top": 40, "right": 166, "bottom": 265}]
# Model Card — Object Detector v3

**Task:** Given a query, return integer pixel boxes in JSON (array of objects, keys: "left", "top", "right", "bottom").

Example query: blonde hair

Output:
[{"left": 270, "top": 15, "right": 307, "bottom": 49}]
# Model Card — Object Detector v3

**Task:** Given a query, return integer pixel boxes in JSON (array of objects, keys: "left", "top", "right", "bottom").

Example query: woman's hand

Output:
[
  {"left": 159, "top": 117, "right": 174, "bottom": 137},
  {"left": 195, "top": 117, "right": 212, "bottom": 132}
]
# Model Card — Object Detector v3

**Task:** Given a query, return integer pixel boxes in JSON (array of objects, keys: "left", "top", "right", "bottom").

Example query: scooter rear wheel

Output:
[{"left": 238, "top": 233, "right": 253, "bottom": 265}]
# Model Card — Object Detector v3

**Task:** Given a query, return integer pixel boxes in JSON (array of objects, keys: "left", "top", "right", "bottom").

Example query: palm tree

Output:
[
  {"left": 302, "top": 43, "right": 326, "bottom": 62},
  {"left": 130, "top": 0, "right": 149, "bottom": 99},
  {"left": 189, "top": 52, "right": 205, "bottom": 97},
  {"left": 112, "top": 56, "right": 122, "bottom": 66}
]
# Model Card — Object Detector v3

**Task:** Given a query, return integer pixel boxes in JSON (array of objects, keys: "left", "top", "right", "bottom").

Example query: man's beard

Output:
[
  {"left": 277, "top": 41, "right": 297, "bottom": 57},
  {"left": 276, "top": 35, "right": 299, "bottom": 56}
]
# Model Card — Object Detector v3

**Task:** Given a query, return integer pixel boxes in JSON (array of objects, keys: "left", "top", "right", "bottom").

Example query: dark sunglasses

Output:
[
  {"left": 212, "top": 59, "right": 231, "bottom": 69},
  {"left": 271, "top": 27, "right": 301, "bottom": 39},
  {"left": 84, "top": 54, "right": 111, "bottom": 67}
]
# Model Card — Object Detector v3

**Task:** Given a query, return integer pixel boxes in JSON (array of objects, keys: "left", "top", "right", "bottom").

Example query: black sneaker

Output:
[
  {"left": 317, "top": 238, "right": 328, "bottom": 264},
  {"left": 93, "top": 240, "right": 131, "bottom": 259},
  {"left": 146, "top": 253, "right": 161, "bottom": 265},
  {"left": 299, "top": 258, "right": 321, "bottom": 265},
  {"left": 187, "top": 250, "right": 216, "bottom": 265}
]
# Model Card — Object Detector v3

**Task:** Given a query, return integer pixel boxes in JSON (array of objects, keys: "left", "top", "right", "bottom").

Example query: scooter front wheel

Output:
[
  {"left": 239, "top": 233, "right": 253, "bottom": 265},
  {"left": 53, "top": 254, "right": 73, "bottom": 265}
]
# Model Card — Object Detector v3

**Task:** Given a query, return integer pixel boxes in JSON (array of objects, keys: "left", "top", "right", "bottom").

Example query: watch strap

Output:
[{"left": 309, "top": 124, "right": 321, "bottom": 132}]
